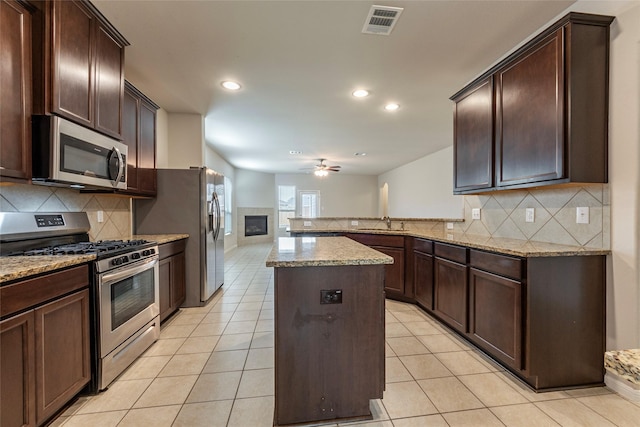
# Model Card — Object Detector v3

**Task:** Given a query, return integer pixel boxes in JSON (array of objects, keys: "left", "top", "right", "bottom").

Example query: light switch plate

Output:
[
  {"left": 351, "top": 220, "right": 359, "bottom": 226},
  {"left": 303, "top": 221, "right": 312, "bottom": 227},
  {"left": 471, "top": 208, "right": 481, "bottom": 220},
  {"left": 97, "top": 210, "right": 104, "bottom": 223},
  {"left": 446, "top": 222, "right": 454, "bottom": 230},
  {"left": 525, "top": 208, "right": 535, "bottom": 223},
  {"left": 576, "top": 207, "right": 589, "bottom": 224}
]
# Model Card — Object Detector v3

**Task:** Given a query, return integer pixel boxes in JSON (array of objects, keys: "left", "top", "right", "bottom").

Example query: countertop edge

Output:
[
  {"left": 133, "top": 234, "right": 189, "bottom": 245},
  {"left": 289, "top": 229, "right": 610, "bottom": 257},
  {"left": 0, "top": 255, "right": 96, "bottom": 284}
]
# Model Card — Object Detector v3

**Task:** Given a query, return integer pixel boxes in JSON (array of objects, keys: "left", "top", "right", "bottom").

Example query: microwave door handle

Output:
[
  {"left": 114, "top": 146, "right": 125, "bottom": 186},
  {"left": 108, "top": 146, "right": 125, "bottom": 187}
]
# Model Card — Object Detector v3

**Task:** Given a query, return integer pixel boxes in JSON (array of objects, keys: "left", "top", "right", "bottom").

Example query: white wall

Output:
[
  {"left": 378, "top": 146, "right": 464, "bottom": 219},
  {"left": 167, "top": 114, "right": 205, "bottom": 168},
  {"left": 275, "top": 173, "right": 378, "bottom": 217},
  {"left": 155, "top": 108, "right": 169, "bottom": 168},
  {"left": 235, "top": 169, "right": 276, "bottom": 208},
  {"left": 592, "top": 1, "right": 640, "bottom": 350}
]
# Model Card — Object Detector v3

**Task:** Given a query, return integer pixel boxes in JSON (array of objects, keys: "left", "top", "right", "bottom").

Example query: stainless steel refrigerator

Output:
[{"left": 134, "top": 167, "right": 224, "bottom": 306}]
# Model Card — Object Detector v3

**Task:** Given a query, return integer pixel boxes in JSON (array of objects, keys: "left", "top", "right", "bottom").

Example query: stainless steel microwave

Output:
[{"left": 32, "top": 115, "right": 128, "bottom": 190}]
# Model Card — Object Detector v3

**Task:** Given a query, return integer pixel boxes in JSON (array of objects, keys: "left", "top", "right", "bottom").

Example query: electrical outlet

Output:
[
  {"left": 446, "top": 222, "right": 454, "bottom": 230},
  {"left": 97, "top": 210, "right": 104, "bottom": 223},
  {"left": 303, "top": 221, "right": 312, "bottom": 227},
  {"left": 525, "top": 208, "right": 535, "bottom": 223},
  {"left": 471, "top": 208, "right": 481, "bottom": 220},
  {"left": 447, "top": 233, "right": 454, "bottom": 239},
  {"left": 351, "top": 220, "right": 359, "bottom": 226},
  {"left": 576, "top": 207, "right": 589, "bottom": 224}
]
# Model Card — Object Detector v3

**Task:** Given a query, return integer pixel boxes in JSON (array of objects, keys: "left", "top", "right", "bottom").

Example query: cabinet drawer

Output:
[
  {"left": 158, "top": 239, "right": 187, "bottom": 260},
  {"left": 347, "top": 233, "right": 404, "bottom": 248},
  {"left": 1, "top": 265, "right": 89, "bottom": 318},
  {"left": 413, "top": 238, "right": 433, "bottom": 254},
  {"left": 469, "top": 250, "right": 522, "bottom": 280},
  {"left": 434, "top": 243, "right": 467, "bottom": 264}
]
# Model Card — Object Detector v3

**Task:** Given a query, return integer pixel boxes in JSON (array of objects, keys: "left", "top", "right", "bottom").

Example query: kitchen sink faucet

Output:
[{"left": 383, "top": 216, "right": 392, "bottom": 229}]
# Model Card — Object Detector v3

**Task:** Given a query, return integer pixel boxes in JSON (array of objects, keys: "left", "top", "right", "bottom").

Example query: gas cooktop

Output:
[{"left": 8, "top": 239, "right": 153, "bottom": 257}]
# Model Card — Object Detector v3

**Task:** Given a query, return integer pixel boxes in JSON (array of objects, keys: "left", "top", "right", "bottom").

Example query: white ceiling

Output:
[{"left": 93, "top": 0, "right": 577, "bottom": 175}]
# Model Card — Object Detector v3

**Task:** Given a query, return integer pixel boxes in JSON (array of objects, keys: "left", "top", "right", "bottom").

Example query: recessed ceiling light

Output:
[
  {"left": 289, "top": 150, "right": 303, "bottom": 155},
  {"left": 221, "top": 81, "right": 241, "bottom": 90},
  {"left": 352, "top": 89, "right": 369, "bottom": 98},
  {"left": 354, "top": 152, "right": 367, "bottom": 156},
  {"left": 384, "top": 103, "right": 400, "bottom": 111}
]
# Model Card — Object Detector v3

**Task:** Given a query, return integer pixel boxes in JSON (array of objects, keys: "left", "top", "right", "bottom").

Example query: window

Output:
[
  {"left": 224, "top": 176, "right": 232, "bottom": 235},
  {"left": 278, "top": 185, "right": 296, "bottom": 228},
  {"left": 299, "top": 190, "right": 320, "bottom": 218}
]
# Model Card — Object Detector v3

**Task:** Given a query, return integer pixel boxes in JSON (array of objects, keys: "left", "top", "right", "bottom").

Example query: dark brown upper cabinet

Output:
[
  {"left": 1, "top": 0, "right": 33, "bottom": 182},
  {"left": 32, "top": 0, "right": 129, "bottom": 139},
  {"left": 121, "top": 81, "right": 159, "bottom": 196},
  {"left": 452, "top": 77, "right": 494, "bottom": 193},
  {"left": 452, "top": 12, "right": 614, "bottom": 194}
]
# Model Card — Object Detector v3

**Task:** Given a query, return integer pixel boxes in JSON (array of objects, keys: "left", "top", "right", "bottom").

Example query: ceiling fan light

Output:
[{"left": 314, "top": 169, "right": 328, "bottom": 177}]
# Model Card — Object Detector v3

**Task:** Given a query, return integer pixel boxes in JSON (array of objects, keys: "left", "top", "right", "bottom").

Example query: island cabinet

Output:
[
  {"left": 273, "top": 265, "right": 385, "bottom": 426},
  {"left": 268, "top": 237, "right": 389, "bottom": 426},
  {"left": 1, "top": 0, "right": 32, "bottom": 182},
  {"left": 158, "top": 239, "right": 187, "bottom": 322},
  {"left": 121, "top": 81, "right": 160, "bottom": 196},
  {"left": 433, "top": 243, "right": 468, "bottom": 334},
  {"left": 344, "top": 233, "right": 407, "bottom": 300},
  {"left": 452, "top": 12, "right": 614, "bottom": 194},
  {"left": 411, "top": 238, "right": 434, "bottom": 310},
  {"left": 31, "top": 0, "right": 129, "bottom": 139},
  {"left": 1, "top": 264, "right": 91, "bottom": 427}
]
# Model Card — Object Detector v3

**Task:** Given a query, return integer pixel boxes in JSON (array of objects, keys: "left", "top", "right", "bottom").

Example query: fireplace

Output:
[{"left": 245, "top": 215, "right": 268, "bottom": 237}]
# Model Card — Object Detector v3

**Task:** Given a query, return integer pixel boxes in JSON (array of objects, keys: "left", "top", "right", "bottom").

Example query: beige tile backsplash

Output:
[
  {"left": 455, "top": 184, "right": 609, "bottom": 249},
  {"left": 0, "top": 183, "right": 132, "bottom": 241}
]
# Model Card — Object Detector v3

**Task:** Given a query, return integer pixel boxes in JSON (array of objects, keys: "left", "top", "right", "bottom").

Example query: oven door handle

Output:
[{"left": 100, "top": 257, "right": 158, "bottom": 285}]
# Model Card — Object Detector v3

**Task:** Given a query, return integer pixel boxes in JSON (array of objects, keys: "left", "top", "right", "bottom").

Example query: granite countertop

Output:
[
  {"left": 289, "top": 228, "right": 610, "bottom": 257},
  {"left": 0, "top": 234, "right": 189, "bottom": 284},
  {"left": 266, "top": 236, "right": 394, "bottom": 268},
  {"left": 0, "top": 255, "right": 96, "bottom": 284},
  {"left": 133, "top": 234, "right": 189, "bottom": 245}
]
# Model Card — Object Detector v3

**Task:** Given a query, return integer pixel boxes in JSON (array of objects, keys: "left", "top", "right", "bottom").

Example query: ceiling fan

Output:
[{"left": 301, "top": 159, "right": 341, "bottom": 176}]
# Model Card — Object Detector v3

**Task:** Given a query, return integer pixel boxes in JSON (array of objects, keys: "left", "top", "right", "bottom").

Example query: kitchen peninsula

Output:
[{"left": 266, "top": 237, "right": 393, "bottom": 426}]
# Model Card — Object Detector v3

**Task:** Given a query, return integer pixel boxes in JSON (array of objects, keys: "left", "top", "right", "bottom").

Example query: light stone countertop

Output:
[
  {"left": 0, "top": 255, "right": 96, "bottom": 284},
  {"left": 133, "top": 234, "right": 189, "bottom": 245},
  {"left": 266, "top": 236, "right": 394, "bottom": 268},
  {"left": 289, "top": 228, "right": 610, "bottom": 258},
  {"left": 0, "top": 234, "right": 189, "bottom": 284}
]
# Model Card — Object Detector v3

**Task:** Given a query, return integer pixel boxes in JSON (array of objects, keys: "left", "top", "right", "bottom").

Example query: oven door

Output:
[{"left": 98, "top": 256, "right": 159, "bottom": 357}]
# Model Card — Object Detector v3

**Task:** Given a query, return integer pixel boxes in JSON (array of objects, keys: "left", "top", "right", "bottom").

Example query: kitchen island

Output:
[{"left": 266, "top": 237, "right": 393, "bottom": 426}]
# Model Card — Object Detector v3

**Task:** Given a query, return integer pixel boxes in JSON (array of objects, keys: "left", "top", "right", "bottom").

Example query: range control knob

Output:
[
  {"left": 112, "top": 257, "right": 123, "bottom": 266},
  {"left": 149, "top": 248, "right": 156, "bottom": 255},
  {"left": 131, "top": 252, "right": 141, "bottom": 260},
  {"left": 142, "top": 249, "right": 150, "bottom": 256},
  {"left": 121, "top": 256, "right": 129, "bottom": 264}
]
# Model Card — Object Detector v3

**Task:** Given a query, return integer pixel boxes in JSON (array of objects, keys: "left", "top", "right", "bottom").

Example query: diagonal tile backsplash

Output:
[
  {"left": 0, "top": 183, "right": 132, "bottom": 241},
  {"left": 454, "top": 184, "right": 609, "bottom": 249}
]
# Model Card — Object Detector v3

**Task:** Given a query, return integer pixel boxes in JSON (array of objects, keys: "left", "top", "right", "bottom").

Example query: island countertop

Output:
[{"left": 266, "top": 236, "right": 394, "bottom": 268}]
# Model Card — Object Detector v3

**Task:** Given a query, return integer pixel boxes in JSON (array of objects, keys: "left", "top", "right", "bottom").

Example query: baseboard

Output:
[{"left": 605, "top": 371, "right": 640, "bottom": 403}]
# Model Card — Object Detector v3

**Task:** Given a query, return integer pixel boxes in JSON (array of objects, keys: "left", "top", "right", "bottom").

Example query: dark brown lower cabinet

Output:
[
  {"left": 1, "top": 311, "right": 36, "bottom": 427},
  {"left": 433, "top": 257, "right": 468, "bottom": 334},
  {"left": 274, "top": 265, "right": 385, "bottom": 426},
  {"left": 158, "top": 239, "right": 187, "bottom": 322},
  {"left": 344, "top": 234, "right": 408, "bottom": 300},
  {"left": 469, "top": 268, "right": 522, "bottom": 370},
  {"left": 0, "top": 264, "right": 90, "bottom": 427},
  {"left": 413, "top": 246, "right": 434, "bottom": 310},
  {"left": 35, "top": 290, "right": 90, "bottom": 424}
]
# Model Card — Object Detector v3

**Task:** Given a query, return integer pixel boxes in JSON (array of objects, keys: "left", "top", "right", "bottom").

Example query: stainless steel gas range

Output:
[{"left": 0, "top": 212, "right": 160, "bottom": 392}]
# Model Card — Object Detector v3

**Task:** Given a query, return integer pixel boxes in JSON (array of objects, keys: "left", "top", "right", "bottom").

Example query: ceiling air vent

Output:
[{"left": 362, "top": 5, "right": 404, "bottom": 35}]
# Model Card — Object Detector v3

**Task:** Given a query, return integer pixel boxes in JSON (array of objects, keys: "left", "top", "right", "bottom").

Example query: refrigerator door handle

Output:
[{"left": 213, "top": 192, "right": 221, "bottom": 240}]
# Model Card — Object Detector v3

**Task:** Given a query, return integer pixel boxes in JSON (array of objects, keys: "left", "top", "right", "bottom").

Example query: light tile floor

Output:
[{"left": 54, "top": 243, "right": 640, "bottom": 426}]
